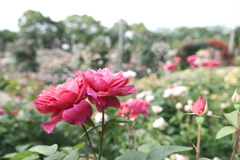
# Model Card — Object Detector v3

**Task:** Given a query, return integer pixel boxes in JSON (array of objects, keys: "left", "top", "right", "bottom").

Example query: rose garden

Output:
[{"left": 1, "top": 10, "right": 240, "bottom": 160}]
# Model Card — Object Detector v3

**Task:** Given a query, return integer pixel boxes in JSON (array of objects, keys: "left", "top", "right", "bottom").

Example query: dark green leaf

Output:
[
  {"left": 16, "top": 144, "right": 32, "bottom": 152},
  {"left": 72, "top": 142, "right": 85, "bottom": 150},
  {"left": 115, "top": 150, "right": 147, "bottom": 160},
  {"left": 63, "top": 150, "right": 80, "bottom": 160},
  {"left": 147, "top": 145, "right": 192, "bottom": 160},
  {"left": 11, "top": 151, "right": 39, "bottom": 160},
  {"left": 84, "top": 118, "right": 95, "bottom": 127},
  {"left": 28, "top": 144, "right": 58, "bottom": 156},
  {"left": 44, "top": 152, "right": 67, "bottom": 160},
  {"left": 216, "top": 126, "right": 236, "bottom": 139}
]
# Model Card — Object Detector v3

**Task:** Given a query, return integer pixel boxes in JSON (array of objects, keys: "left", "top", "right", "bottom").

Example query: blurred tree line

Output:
[{"left": 0, "top": 10, "right": 239, "bottom": 73}]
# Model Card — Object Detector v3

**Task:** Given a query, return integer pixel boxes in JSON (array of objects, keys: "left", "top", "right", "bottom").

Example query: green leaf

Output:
[
  {"left": 216, "top": 126, "right": 236, "bottom": 139},
  {"left": 28, "top": 144, "right": 58, "bottom": 156},
  {"left": 63, "top": 150, "right": 80, "bottom": 160},
  {"left": 16, "top": 144, "right": 32, "bottom": 152},
  {"left": 72, "top": 142, "right": 85, "bottom": 150},
  {"left": 115, "top": 150, "right": 147, "bottom": 160},
  {"left": 106, "top": 118, "right": 133, "bottom": 125},
  {"left": 23, "top": 155, "right": 39, "bottom": 160},
  {"left": 2, "top": 152, "right": 18, "bottom": 158},
  {"left": 84, "top": 118, "right": 95, "bottom": 127},
  {"left": 224, "top": 111, "right": 238, "bottom": 128},
  {"left": 109, "top": 115, "right": 122, "bottom": 120},
  {"left": 44, "top": 152, "right": 67, "bottom": 160},
  {"left": 11, "top": 151, "right": 39, "bottom": 160},
  {"left": 60, "top": 147, "right": 72, "bottom": 153},
  {"left": 138, "top": 142, "right": 160, "bottom": 153},
  {"left": 146, "top": 145, "right": 192, "bottom": 160}
]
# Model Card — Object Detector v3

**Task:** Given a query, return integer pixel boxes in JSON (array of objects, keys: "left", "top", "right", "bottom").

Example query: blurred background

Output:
[{"left": 1, "top": 0, "right": 240, "bottom": 159}]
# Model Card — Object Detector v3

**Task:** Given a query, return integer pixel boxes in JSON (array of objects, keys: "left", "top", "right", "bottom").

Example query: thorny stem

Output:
[
  {"left": 196, "top": 126, "right": 201, "bottom": 160},
  {"left": 82, "top": 124, "right": 98, "bottom": 159}
]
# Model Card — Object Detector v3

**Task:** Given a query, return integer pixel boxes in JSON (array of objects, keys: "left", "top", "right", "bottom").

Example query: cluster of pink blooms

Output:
[
  {"left": 116, "top": 98, "right": 150, "bottom": 120},
  {"left": 34, "top": 68, "right": 136, "bottom": 133},
  {"left": 187, "top": 55, "right": 221, "bottom": 68},
  {"left": 165, "top": 54, "right": 221, "bottom": 71},
  {"left": 0, "top": 108, "right": 19, "bottom": 116},
  {"left": 164, "top": 57, "right": 182, "bottom": 71}
]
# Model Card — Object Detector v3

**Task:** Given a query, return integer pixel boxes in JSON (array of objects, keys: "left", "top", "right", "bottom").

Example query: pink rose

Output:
[
  {"left": 191, "top": 97, "right": 208, "bottom": 115},
  {"left": 165, "top": 63, "right": 176, "bottom": 71},
  {"left": 187, "top": 55, "right": 197, "bottom": 63},
  {"left": 10, "top": 110, "right": 19, "bottom": 116},
  {"left": 190, "top": 63, "right": 198, "bottom": 68},
  {"left": 116, "top": 98, "right": 150, "bottom": 120},
  {"left": 174, "top": 56, "right": 182, "bottom": 63},
  {"left": 76, "top": 68, "right": 136, "bottom": 112},
  {"left": 202, "top": 60, "right": 221, "bottom": 68},
  {"left": 34, "top": 77, "right": 92, "bottom": 133},
  {"left": 0, "top": 108, "right": 5, "bottom": 115}
]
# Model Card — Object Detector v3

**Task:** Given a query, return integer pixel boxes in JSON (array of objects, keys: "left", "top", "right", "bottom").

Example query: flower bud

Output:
[
  {"left": 191, "top": 97, "right": 208, "bottom": 116},
  {"left": 232, "top": 89, "right": 240, "bottom": 103},
  {"left": 175, "top": 102, "right": 183, "bottom": 109},
  {"left": 231, "top": 89, "right": 240, "bottom": 111}
]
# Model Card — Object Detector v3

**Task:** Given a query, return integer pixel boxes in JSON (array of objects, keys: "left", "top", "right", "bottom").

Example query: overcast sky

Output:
[{"left": 1, "top": 0, "right": 240, "bottom": 32}]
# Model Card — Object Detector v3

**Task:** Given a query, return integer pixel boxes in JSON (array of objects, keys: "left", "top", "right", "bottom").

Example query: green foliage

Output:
[
  {"left": 6, "top": 38, "right": 39, "bottom": 72},
  {"left": 216, "top": 126, "right": 236, "bottom": 139},
  {"left": 115, "top": 146, "right": 192, "bottom": 160},
  {"left": 0, "top": 30, "right": 17, "bottom": 51},
  {"left": 64, "top": 14, "right": 106, "bottom": 45}
]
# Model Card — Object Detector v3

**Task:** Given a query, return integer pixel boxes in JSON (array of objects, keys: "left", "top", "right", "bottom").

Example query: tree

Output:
[
  {"left": 63, "top": 14, "right": 106, "bottom": 45},
  {"left": 0, "top": 30, "right": 17, "bottom": 51},
  {"left": 18, "top": 10, "right": 64, "bottom": 48}
]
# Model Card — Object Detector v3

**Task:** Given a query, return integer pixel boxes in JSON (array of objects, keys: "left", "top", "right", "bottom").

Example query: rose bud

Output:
[{"left": 191, "top": 97, "right": 208, "bottom": 116}]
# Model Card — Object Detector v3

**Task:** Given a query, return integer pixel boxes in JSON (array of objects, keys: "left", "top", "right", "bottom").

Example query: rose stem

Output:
[
  {"left": 98, "top": 106, "right": 105, "bottom": 160},
  {"left": 82, "top": 124, "right": 98, "bottom": 159},
  {"left": 196, "top": 126, "right": 201, "bottom": 160}
]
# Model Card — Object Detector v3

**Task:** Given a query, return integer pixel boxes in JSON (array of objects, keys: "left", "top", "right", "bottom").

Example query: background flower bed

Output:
[{"left": 0, "top": 66, "right": 239, "bottom": 159}]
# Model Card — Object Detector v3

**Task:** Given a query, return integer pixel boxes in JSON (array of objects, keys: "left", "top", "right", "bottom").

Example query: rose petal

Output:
[
  {"left": 85, "top": 77, "right": 109, "bottom": 91},
  {"left": 116, "top": 85, "right": 136, "bottom": 96},
  {"left": 62, "top": 100, "right": 92, "bottom": 125},
  {"left": 42, "top": 110, "right": 64, "bottom": 134},
  {"left": 34, "top": 100, "right": 72, "bottom": 113},
  {"left": 96, "top": 96, "right": 120, "bottom": 112}
]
